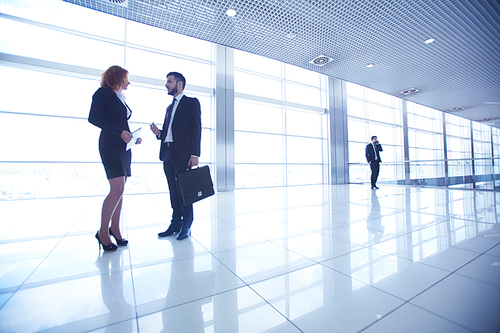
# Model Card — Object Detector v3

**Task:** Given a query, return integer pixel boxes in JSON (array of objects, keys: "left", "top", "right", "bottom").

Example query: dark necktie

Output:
[{"left": 162, "top": 98, "right": 176, "bottom": 141}]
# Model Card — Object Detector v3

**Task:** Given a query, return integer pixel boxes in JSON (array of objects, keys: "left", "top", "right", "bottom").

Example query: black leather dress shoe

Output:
[
  {"left": 176, "top": 228, "right": 191, "bottom": 241},
  {"left": 158, "top": 227, "right": 180, "bottom": 237}
]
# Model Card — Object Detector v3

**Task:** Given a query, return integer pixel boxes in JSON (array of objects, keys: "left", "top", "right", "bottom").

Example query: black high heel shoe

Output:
[
  {"left": 95, "top": 232, "right": 118, "bottom": 251},
  {"left": 109, "top": 228, "right": 128, "bottom": 246}
]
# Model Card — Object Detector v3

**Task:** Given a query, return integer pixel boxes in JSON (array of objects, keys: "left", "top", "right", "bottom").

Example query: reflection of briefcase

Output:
[{"left": 175, "top": 165, "right": 215, "bottom": 206}]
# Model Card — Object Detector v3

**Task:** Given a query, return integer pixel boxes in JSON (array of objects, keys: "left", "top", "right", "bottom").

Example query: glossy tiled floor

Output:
[{"left": 1, "top": 184, "right": 500, "bottom": 332}]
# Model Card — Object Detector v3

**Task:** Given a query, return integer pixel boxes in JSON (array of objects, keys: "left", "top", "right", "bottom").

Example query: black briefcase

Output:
[{"left": 175, "top": 165, "right": 215, "bottom": 206}]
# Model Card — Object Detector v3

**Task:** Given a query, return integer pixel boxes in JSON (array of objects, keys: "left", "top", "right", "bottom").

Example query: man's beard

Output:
[{"left": 168, "top": 85, "right": 178, "bottom": 96}]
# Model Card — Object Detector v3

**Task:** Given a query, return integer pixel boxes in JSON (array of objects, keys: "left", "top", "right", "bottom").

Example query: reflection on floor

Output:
[{"left": 0, "top": 184, "right": 499, "bottom": 332}]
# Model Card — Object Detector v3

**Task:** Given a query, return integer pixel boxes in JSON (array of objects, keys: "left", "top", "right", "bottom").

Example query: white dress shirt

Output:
[
  {"left": 165, "top": 92, "right": 184, "bottom": 143},
  {"left": 115, "top": 90, "right": 131, "bottom": 118}
]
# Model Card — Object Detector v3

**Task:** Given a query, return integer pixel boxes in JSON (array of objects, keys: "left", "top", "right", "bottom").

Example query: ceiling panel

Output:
[{"left": 65, "top": 0, "right": 500, "bottom": 127}]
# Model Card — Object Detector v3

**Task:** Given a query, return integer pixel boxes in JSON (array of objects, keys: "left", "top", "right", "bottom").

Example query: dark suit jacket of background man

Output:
[
  {"left": 365, "top": 142, "right": 383, "bottom": 188},
  {"left": 365, "top": 142, "right": 383, "bottom": 163}
]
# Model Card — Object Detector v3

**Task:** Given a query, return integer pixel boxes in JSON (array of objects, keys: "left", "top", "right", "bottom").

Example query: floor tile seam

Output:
[
  {"left": 0, "top": 234, "right": 69, "bottom": 245},
  {"left": 128, "top": 252, "right": 206, "bottom": 270},
  {"left": 127, "top": 254, "right": 175, "bottom": 267},
  {"left": 366, "top": 259, "right": 457, "bottom": 299},
  {"left": 266, "top": 236, "right": 351, "bottom": 262},
  {"left": 326, "top": 213, "right": 402, "bottom": 226},
  {"left": 243, "top": 283, "right": 305, "bottom": 333},
  {"left": 134, "top": 285, "right": 243, "bottom": 319},
  {"left": 404, "top": 301, "right": 477, "bottom": 332},
  {"left": 390, "top": 239, "right": 497, "bottom": 263},
  {"left": 480, "top": 250, "right": 500, "bottom": 259},
  {"left": 418, "top": 243, "right": 500, "bottom": 270},
  {"left": 394, "top": 184, "right": 500, "bottom": 193},
  {"left": 35, "top": 307, "right": 137, "bottom": 333},
  {"left": 357, "top": 300, "right": 475, "bottom": 333},
  {"left": 454, "top": 237, "right": 500, "bottom": 254},
  {"left": 263, "top": 229, "right": 323, "bottom": 243},
  {"left": 448, "top": 215, "right": 498, "bottom": 225},
  {"left": 319, "top": 232, "right": 383, "bottom": 250},
  {"left": 201, "top": 238, "right": 320, "bottom": 290},
  {"left": 123, "top": 246, "right": 141, "bottom": 333},
  {"left": 357, "top": 301, "right": 410, "bottom": 332},
  {"left": 316, "top": 257, "right": 415, "bottom": 304},
  {"left": 0, "top": 225, "right": 187, "bottom": 245},
  {"left": 408, "top": 209, "right": 456, "bottom": 220},
  {"left": 189, "top": 238, "right": 276, "bottom": 257},
  {"left": 0, "top": 226, "right": 76, "bottom": 311},
  {"left": 449, "top": 250, "right": 500, "bottom": 287},
  {"left": 238, "top": 260, "right": 321, "bottom": 287},
  {"left": 193, "top": 238, "right": 254, "bottom": 287},
  {"left": 121, "top": 221, "right": 177, "bottom": 230},
  {"left": 318, "top": 250, "right": 407, "bottom": 275},
  {"left": 401, "top": 269, "right": 457, "bottom": 304},
  {"left": 0, "top": 293, "right": 15, "bottom": 313},
  {"left": 314, "top": 259, "right": 385, "bottom": 289},
  {"left": 452, "top": 271, "right": 500, "bottom": 289},
  {"left": 0, "top": 255, "right": 50, "bottom": 266},
  {"left": 414, "top": 255, "right": 478, "bottom": 274},
  {"left": 8, "top": 266, "right": 133, "bottom": 293}
]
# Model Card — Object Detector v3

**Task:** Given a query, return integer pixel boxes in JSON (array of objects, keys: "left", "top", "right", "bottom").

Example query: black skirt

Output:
[{"left": 99, "top": 143, "right": 131, "bottom": 179}]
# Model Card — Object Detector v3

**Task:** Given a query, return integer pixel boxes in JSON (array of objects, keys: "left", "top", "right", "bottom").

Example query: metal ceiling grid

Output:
[{"left": 63, "top": 0, "right": 500, "bottom": 126}]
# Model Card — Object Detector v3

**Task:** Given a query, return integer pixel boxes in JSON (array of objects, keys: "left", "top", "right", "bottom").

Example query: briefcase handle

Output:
[{"left": 186, "top": 163, "right": 204, "bottom": 171}]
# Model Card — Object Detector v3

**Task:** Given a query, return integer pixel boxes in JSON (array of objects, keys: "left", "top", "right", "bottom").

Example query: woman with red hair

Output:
[{"left": 89, "top": 65, "right": 141, "bottom": 251}]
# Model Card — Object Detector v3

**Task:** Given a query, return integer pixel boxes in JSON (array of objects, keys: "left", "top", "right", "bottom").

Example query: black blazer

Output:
[
  {"left": 158, "top": 95, "right": 201, "bottom": 161},
  {"left": 366, "top": 143, "right": 383, "bottom": 163},
  {"left": 88, "top": 87, "right": 131, "bottom": 144}
]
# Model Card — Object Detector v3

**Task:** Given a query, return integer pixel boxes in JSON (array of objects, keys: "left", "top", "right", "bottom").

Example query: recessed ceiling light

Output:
[
  {"left": 484, "top": 102, "right": 500, "bottom": 105},
  {"left": 478, "top": 117, "right": 500, "bottom": 124},
  {"left": 309, "top": 55, "right": 334, "bottom": 66},
  {"left": 400, "top": 88, "right": 419, "bottom": 95},
  {"left": 425, "top": 38, "right": 435, "bottom": 44},
  {"left": 449, "top": 106, "right": 465, "bottom": 111},
  {"left": 366, "top": 64, "right": 375, "bottom": 68},
  {"left": 226, "top": 9, "right": 236, "bottom": 17}
]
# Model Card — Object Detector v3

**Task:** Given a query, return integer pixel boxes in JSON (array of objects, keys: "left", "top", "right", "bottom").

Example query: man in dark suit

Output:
[
  {"left": 365, "top": 135, "right": 383, "bottom": 190},
  {"left": 150, "top": 72, "right": 202, "bottom": 240}
]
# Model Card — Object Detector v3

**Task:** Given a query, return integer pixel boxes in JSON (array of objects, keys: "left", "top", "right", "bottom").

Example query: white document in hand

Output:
[{"left": 126, "top": 127, "right": 142, "bottom": 151}]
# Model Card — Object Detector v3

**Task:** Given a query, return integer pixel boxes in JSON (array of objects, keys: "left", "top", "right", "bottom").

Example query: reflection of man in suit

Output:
[
  {"left": 161, "top": 238, "right": 216, "bottom": 333},
  {"left": 367, "top": 191, "right": 385, "bottom": 243},
  {"left": 150, "top": 72, "right": 202, "bottom": 240},
  {"left": 365, "top": 135, "right": 383, "bottom": 190}
]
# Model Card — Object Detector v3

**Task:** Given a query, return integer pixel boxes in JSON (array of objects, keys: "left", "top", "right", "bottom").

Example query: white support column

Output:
[
  {"left": 328, "top": 77, "right": 349, "bottom": 184},
  {"left": 215, "top": 45, "right": 235, "bottom": 191}
]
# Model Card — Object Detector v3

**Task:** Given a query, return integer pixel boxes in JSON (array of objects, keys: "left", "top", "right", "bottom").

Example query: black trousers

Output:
[
  {"left": 370, "top": 160, "right": 380, "bottom": 187},
  {"left": 162, "top": 145, "right": 193, "bottom": 230}
]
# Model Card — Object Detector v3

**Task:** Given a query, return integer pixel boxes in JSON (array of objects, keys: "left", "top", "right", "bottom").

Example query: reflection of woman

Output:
[
  {"left": 89, "top": 65, "right": 141, "bottom": 251},
  {"left": 95, "top": 250, "right": 133, "bottom": 332}
]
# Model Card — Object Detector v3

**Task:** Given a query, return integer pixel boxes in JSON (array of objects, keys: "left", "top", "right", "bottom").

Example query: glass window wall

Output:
[
  {"left": 346, "top": 83, "right": 404, "bottom": 183},
  {"left": 233, "top": 50, "right": 328, "bottom": 188},
  {"left": 472, "top": 122, "right": 492, "bottom": 180},
  {"left": 0, "top": 1, "right": 215, "bottom": 199},
  {"left": 407, "top": 103, "right": 444, "bottom": 180},
  {"left": 492, "top": 128, "right": 500, "bottom": 184},
  {"left": 445, "top": 113, "right": 472, "bottom": 179}
]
